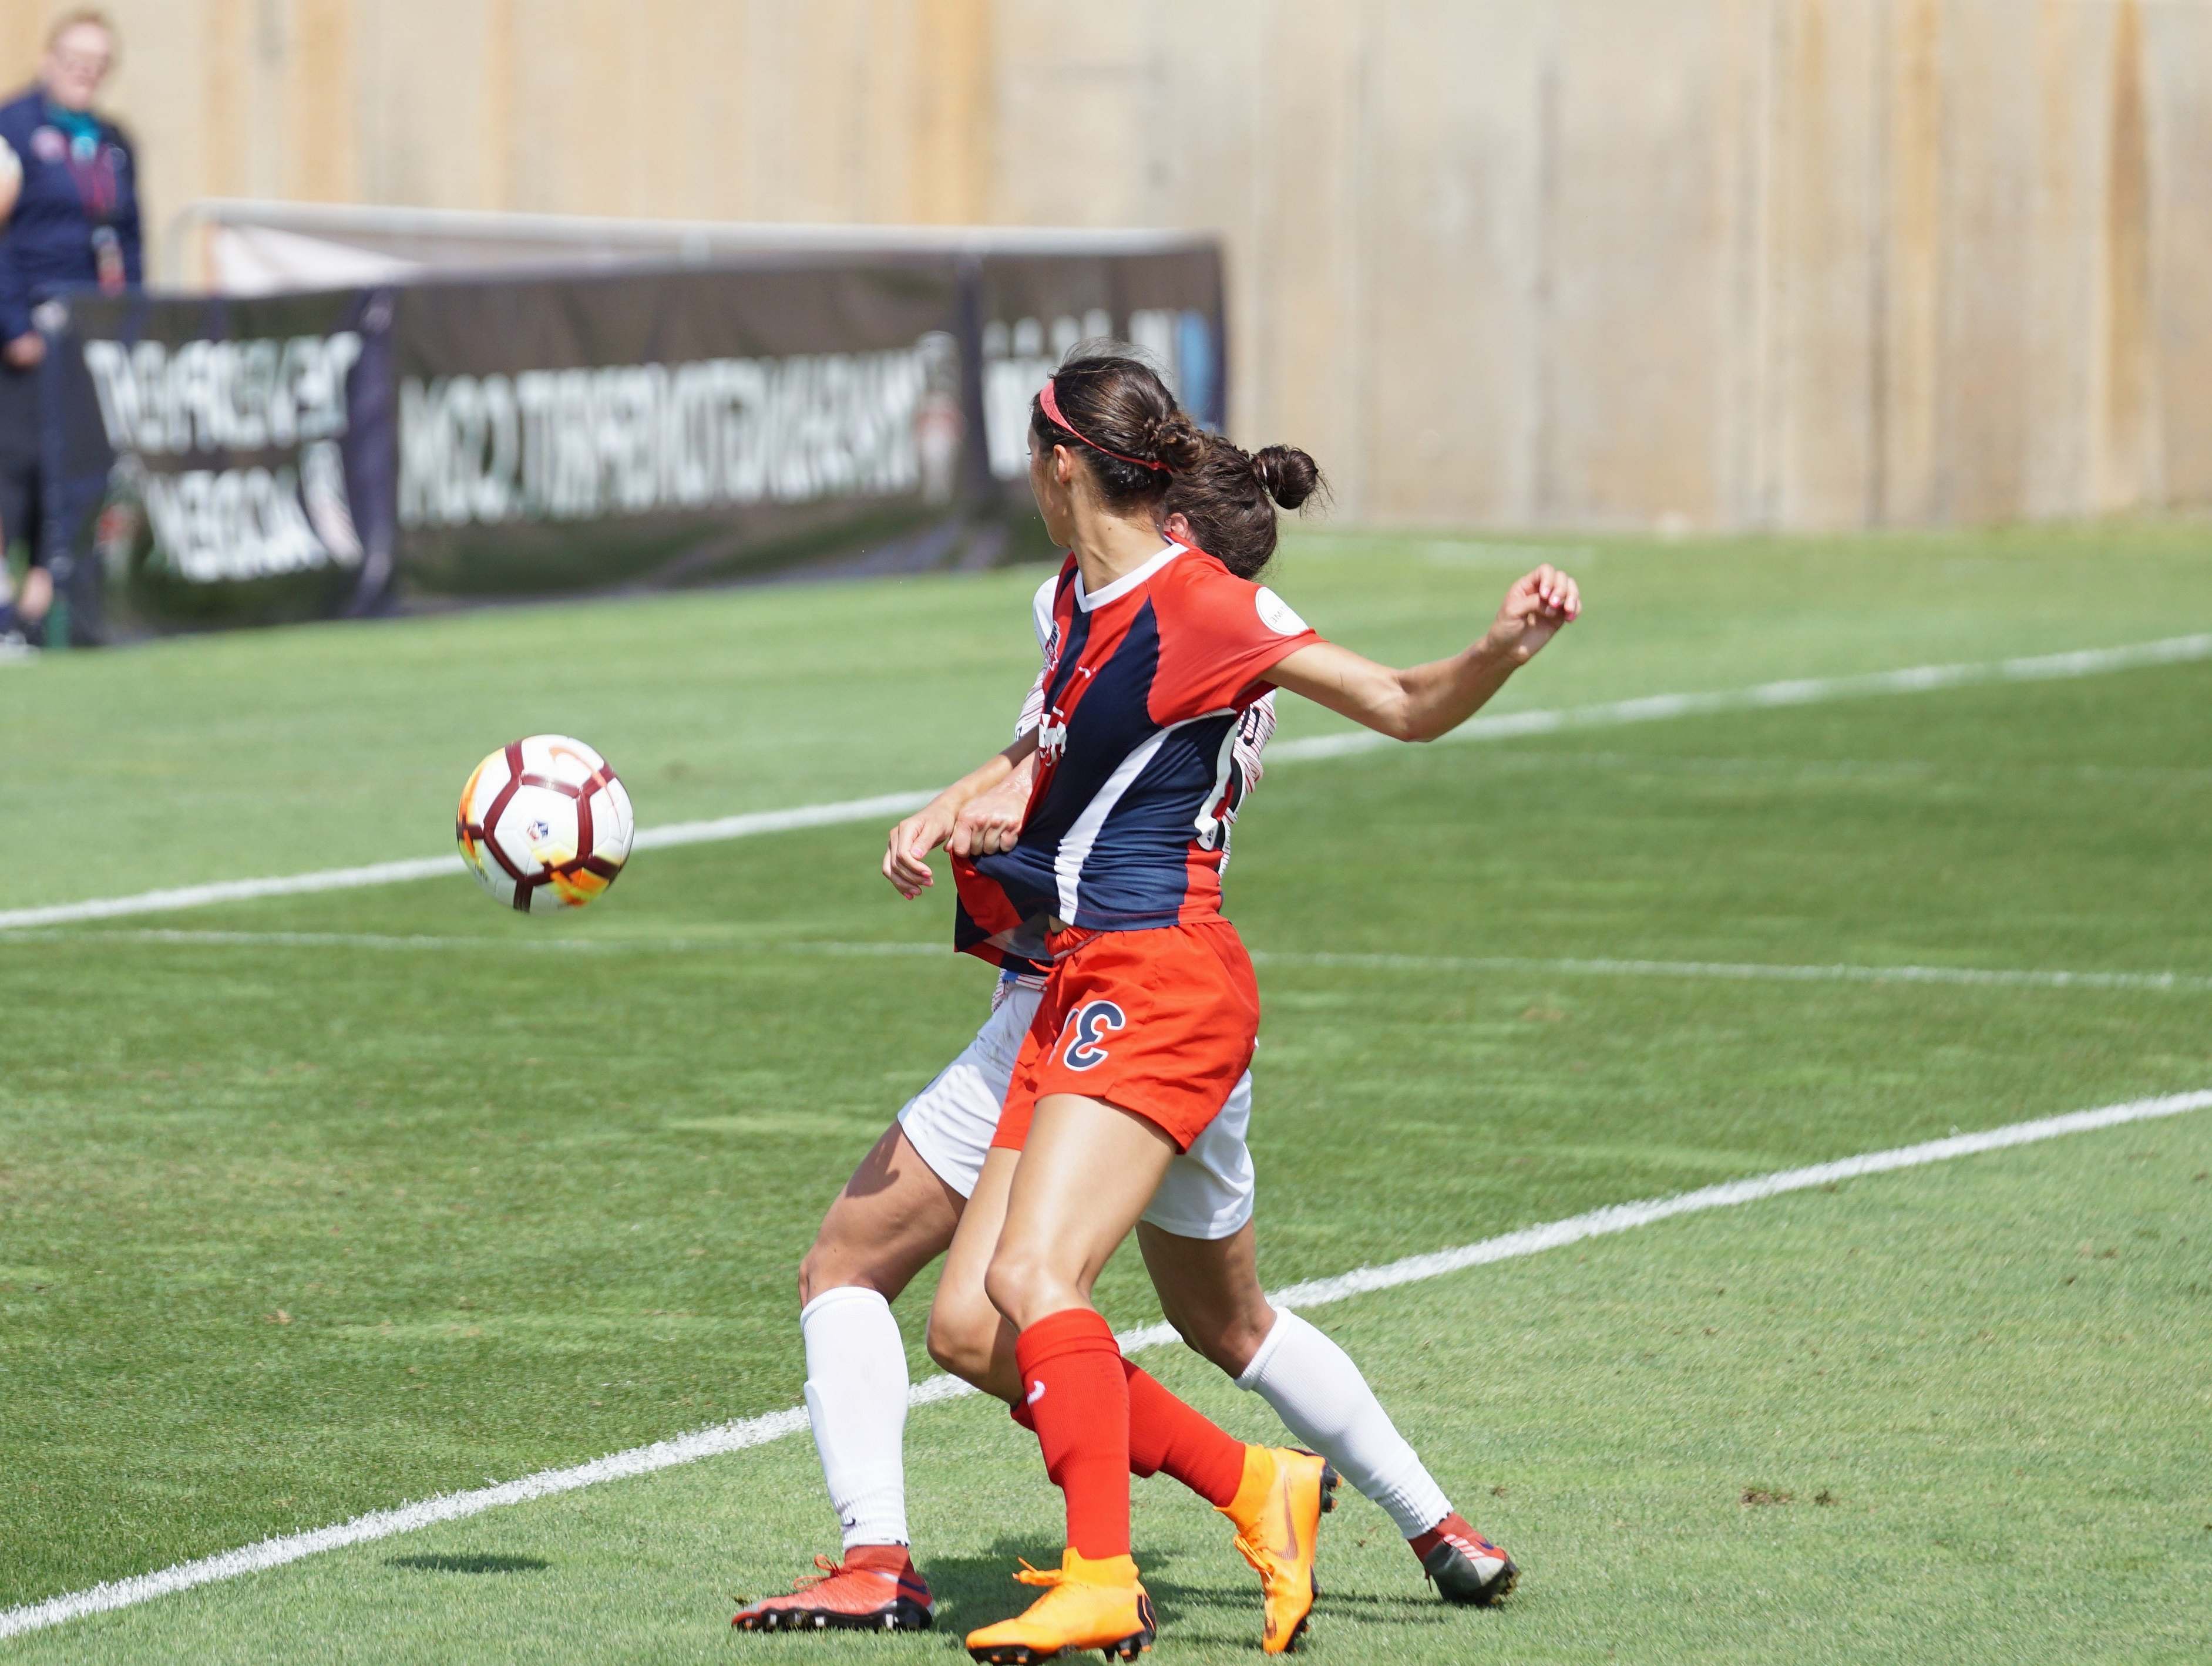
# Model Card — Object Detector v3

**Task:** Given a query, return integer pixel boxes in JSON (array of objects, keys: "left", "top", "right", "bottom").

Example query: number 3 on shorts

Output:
[{"left": 1061, "top": 999, "right": 1126, "bottom": 1071}]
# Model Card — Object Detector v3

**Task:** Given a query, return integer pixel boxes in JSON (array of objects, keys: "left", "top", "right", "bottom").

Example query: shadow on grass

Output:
[
  {"left": 388, "top": 1552, "right": 551, "bottom": 1574},
  {"left": 919, "top": 1537, "right": 1461, "bottom": 1645},
  {"left": 922, "top": 1540, "right": 1192, "bottom": 1633}
]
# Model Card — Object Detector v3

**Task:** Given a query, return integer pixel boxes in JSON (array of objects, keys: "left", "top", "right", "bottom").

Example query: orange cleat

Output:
[
  {"left": 1219, "top": 1446, "right": 1338, "bottom": 1654},
  {"left": 732, "top": 1545, "right": 933, "bottom": 1633},
  {"left": 964, "top": 1548, "right": 1156, "bottom": 1664}
]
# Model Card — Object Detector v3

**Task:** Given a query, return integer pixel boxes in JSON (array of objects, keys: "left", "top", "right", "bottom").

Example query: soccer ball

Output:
[{"left": 456, "top": 735, "right": 634, "bottom": 913}]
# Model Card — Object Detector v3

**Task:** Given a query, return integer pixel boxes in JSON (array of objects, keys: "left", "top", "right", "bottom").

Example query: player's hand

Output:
[
  {"left": 1484, "top": 564, "right": 1581, "bottom": 664},
  {"left": 883, "top": 799, "right": 959, "bottom": 899},
  {"left": 949, "top": 773, "right": 1027, "bottom": 860},
  {"left": 3, "top": 332, "right": 44, "bottom": 370}
]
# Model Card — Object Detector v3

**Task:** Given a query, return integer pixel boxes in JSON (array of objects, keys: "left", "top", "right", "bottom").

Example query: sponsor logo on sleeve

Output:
[{"left": 1255, "top": 587, "right": 1309, "bottom": 636}]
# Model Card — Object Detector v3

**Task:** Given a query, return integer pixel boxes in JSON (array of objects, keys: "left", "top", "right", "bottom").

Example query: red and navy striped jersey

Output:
[{"left": 953, "top": 541, "right": 1320, "bottom": 964}]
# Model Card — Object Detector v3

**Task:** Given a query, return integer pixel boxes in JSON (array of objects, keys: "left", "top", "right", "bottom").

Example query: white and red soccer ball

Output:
[{"left": 456, "top": 735, "right": 634, "bottom": 913}]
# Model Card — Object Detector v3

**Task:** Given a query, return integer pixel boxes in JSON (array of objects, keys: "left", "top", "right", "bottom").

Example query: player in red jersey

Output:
[
  {"left": 896, "top": 352, "right": 1578, "bottom": 1663},
  {"left": 735, "top": 452, "right": 1511, "bottom": 1643}
]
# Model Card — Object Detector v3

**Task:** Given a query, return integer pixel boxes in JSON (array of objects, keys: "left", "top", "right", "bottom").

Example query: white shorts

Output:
[{"left": 896, "top": 985, "right": 1256, "bottom": 1241}]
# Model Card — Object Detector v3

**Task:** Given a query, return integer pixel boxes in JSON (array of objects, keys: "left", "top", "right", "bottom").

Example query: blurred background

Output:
[
  {"left": 4, "top": 0, "right": 2208, "bottom": 647},
  {"left": 39, "top": 0, "right": 2212, "bottom": 528}
]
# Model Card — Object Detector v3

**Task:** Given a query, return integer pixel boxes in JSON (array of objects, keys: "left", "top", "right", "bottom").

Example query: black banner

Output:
[
  {"left": 38, "top": 240, "right": 1225, "bottom": 637},
  {"left": 43, "top": 286, "right": 397, "bottom": 637},
  {"left": 392, "top": 260, "right": 969, "bottom": 600}
]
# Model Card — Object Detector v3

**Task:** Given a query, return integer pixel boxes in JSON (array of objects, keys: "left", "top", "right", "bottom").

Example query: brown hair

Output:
[
  {"left": 1162, "top": 433, "right": 1324, "bottom": 580},
  {"left": 1033, "top": 345, "right": 1324, "bottom": 580},
  {"left": 1029, "top": 348, "right": 1204, "bottom": 510}
]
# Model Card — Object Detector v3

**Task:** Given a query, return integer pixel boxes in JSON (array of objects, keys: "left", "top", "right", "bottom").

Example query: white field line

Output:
[
  {"left": 0, "top": 793, "right": 934, "bottom": 933},
  {"left": 3, "top": 633, "right": 2205, "bottom": 935},
  {"left": 16, "top": 928, "right": 2212, "bottom": 998},
  {"left": 1249, "top": 948, "right": 2212, "bottom": 996},
  {"left": 1260, "top": 631, "right": 2212, "bottom": 765},
  {"left": 5, "top": 1085, "right": 2208, "bottom": 1641}
]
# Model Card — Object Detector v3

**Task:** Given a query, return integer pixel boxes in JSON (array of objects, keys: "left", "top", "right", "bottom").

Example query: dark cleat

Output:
[{"left": 1414, "top": 1514, "right": 1517, "bottom": 1606}]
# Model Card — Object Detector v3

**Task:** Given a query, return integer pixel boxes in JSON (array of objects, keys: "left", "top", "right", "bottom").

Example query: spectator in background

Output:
[
  {"left": 0, "top": 9, "right": 140, "bottom": 648},
  {"left": 0, "top": 94, "right": 23, "bottom": 653}
]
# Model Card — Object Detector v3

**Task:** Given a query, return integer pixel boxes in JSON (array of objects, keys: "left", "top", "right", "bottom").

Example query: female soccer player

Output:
[
  {"left": 735, "top": 446, "right": 1514, "bottom": 1644},
  {"left": 915, "top": 353, "right": 1578, "bottom": 1663}
]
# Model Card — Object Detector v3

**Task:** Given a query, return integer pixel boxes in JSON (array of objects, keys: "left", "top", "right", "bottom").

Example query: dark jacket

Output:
[{"left": 0, "top": 84, "right": 142, "bottom": 342}]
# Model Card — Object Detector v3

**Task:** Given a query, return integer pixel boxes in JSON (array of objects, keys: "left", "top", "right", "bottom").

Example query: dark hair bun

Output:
[
  {"left": 1252, "top": 445, "right": 1323, "bottom": 511},
  {"left": 1144, "top": 412, "right": 1209, "bottom": 475}
]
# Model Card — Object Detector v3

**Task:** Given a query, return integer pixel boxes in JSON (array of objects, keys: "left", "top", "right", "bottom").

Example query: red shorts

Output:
[{"left": 991, "top": 920, "right": 1260, "bottom": 1155}]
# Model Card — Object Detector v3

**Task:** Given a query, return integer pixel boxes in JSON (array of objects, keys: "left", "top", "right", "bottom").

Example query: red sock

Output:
[
  {"left": 841, "top": 1543, "right": 916, "bottom": 1576},
  {"left": 1410, "top": 1512, "right": 1480, "bottom": 1561},
  {"left": 1013, "top": 1308, "right": 1132, "bottom": 1560},
  {"left": 1121, "top": 1362, "right": 1246, "bottom": 1507},
  {"left": 1011, "top": 1359, "right": 1246, "bottom": 1509}
]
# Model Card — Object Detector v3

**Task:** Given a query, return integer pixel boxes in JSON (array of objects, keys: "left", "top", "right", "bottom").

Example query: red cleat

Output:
[
  {"left": 1409, "top": 1513, "right": 1517, "bottom": 1606},
  {"left": 732, "top": 1545, "right": 934, "bottom": 1633}
]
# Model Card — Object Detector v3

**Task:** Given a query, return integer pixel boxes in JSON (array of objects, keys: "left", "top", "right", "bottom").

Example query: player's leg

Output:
[
  {"left": 922, "top": 1145, "right": 1023, "bottom": 1399},
  {"left": 929, "top": 1143, "right": 1329, "bottom": 1607},
  {"left": 794, "top": 1122, "right": 962, "bottom": 1546},
  {"left": 734, "top": 1123, "right": 958, "bottom": 1634},
  {"left": 1135, "top": 1074, "right": 1518, "bottom": 1604},
  {"left": 737, "top": 992, "right": 1036, "bottom": 1634},
  {"left": 964, "top": 1092, "right": 1179, "bottom": 1664},
  {"left": 1137, "top": 1221, "right": 1518, "bottom": 1606}
]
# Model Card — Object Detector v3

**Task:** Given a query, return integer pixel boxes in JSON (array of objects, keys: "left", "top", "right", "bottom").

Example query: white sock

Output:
[
  {"left": 1236, "top": 1307, "right": 1454, "bottom": 1539},
  {"left": 799, "top": 1287, "right": 911, "bottom": 1550}
]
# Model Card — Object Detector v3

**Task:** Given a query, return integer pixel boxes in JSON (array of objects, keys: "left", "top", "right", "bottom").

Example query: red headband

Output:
[{"left": 1038, "top": 377, "right": 1172, "bottom": 474}]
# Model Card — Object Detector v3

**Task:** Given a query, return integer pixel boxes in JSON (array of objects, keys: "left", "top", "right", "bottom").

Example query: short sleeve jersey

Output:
[{"left": 954, "top": 541, "right": 1320, "bottom": 961}]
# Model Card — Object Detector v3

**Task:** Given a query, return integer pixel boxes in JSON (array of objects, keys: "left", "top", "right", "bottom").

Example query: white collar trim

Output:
[{"left": 1074, "top": 542, "right": 1186, "bottom": 612}]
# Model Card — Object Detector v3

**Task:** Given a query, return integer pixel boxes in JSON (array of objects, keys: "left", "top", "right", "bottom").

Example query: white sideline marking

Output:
[
  {"left": 18, "top": 928, "right": 2211, "bottom": 998},
  {"left": 5, "top": 1084, "right": 2208, "bottom": 1641},
  {"left": 0, "top": 793, "right": 933, "bottom": 933},
  {"left": 1260, "top": 631, "right": 2212, "bottom": 765},
  {"left": 1252, "top": 949, "right": 2212, "bottom": 996},
  {"left": 3, "top": 633, "right": 2205, "bottom": 934}
]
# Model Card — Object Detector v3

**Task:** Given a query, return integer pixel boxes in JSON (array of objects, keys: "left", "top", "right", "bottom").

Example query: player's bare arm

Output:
[
  {"left": 882, "top": 732, "right": 1040, "bottom": 898},
  {"left": 949, "top": 753, "right": 1036, "bottom": 860},
  {"left": 1268, "top": 564, "right": 1581, "bottom": 743}
]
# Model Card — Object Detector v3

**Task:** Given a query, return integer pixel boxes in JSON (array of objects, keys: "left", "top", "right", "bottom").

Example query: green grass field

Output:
[{"left": 4, "top": 523, "right": 2210, "bottom": 1662}]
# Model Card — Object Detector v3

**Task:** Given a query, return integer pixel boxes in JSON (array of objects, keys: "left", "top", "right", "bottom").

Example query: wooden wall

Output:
[{"left": 11, "top": 0, "right": 2210, "bottom": 529}]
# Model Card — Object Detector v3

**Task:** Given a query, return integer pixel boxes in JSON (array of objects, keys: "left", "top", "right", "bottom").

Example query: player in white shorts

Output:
[
  {"left": 899, "top": 553, "right": 1261, "bottom": 1245},
  {"left": 734, "top": 502, "right": 1514, "bottom": 1637},
  {"left": 898, "top": 977, "right": 1256, "bottom": 1241}
]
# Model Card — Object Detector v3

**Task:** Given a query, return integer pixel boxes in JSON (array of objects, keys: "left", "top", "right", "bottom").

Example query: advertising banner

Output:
[
  {"left": 42, "top": 285, "right": 396, "bottom": 637},
  {"left": 392, "top": 260, "right": 971, "bottom": 600},
  {"left": 37, "top": 238, "right": 1225, "bottom": 638}
]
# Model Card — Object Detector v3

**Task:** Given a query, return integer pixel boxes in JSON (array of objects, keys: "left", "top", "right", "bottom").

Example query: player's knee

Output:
[
  {"left": 1184, "top": 1301, "right": 1275, "bottom": 1378},
  {"left": 796, "top": 1244, "right": 828, "bottom": 1307},
  {"left": 796, "top": 1219, "right": 853, "bottom": 1306},
  {"left": 983, "top": 1244, "right": 1075, "bottom": 1331},
  {"left": 798, "top": 1230, "right": 896, "bottom": 1310},
  {"left": 923, "top": 1298, "right": 994, "bottom": 1384}
]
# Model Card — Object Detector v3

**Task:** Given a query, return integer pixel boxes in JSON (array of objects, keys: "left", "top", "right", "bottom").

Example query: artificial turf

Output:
[{"left": 3, "top": 521, "right": 2208, "bottom": 1661}]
